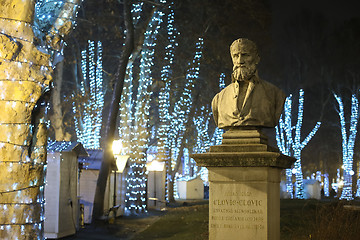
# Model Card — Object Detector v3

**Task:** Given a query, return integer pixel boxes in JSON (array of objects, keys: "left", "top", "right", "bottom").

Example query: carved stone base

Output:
[{"left": 191, "top": 128, "right": 295, "bottom": 240}]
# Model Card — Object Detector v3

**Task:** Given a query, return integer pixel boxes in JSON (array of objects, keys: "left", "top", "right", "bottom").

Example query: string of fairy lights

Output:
[
  {"left": 118, "top": 3, "right": 141, "bottom": 213},
  {"left": 73, "top": 40, "right": 104, "bottom": 150},
  {"left": 119, "top": 1, "right": 167, "bottom": 213},
  {"left": 177, "top": 73, "right": 225, "bottom": 186},
  {"left": 334, "top": 93, "right": 359, "bottom": 200},
  {"left": 167, "top": 37, "right": 204, "bottom": 162},
  {"left": 34, "top": 0, "right": 81, "bottom": 61},
  {"left": 118, "top": 3, "right": 143, "bottom": 154},
  {"left": 156, "top": 1, "right": 181, "bottom": 200},
  {"left": 175, "top": 73, "right": 225, "bottom": 196},
  {"left": 192, "top": 106, "right": 211, "bottom": 183},
  {"left": 210, "top": 73, "right": 226, "bottom": 146},
  {"left": 276, "top": 95, "right": 294, "bottom": 198},
  {"left": 165, "top": 37, "right": 204, "bottom": 200},
  {"left": 276, "top": 89, "right": 321, "bottom": 199},
  {"left": 157, "top": 1, "right": 178, "bottom": 166},
  {"left": 0, "top": 0, "right": 80, "bottom": 238}
]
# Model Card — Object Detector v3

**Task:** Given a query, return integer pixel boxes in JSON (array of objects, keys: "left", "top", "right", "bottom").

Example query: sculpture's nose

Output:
[{"left": 239, "top": 55, "right": 245, "bottom": 65}]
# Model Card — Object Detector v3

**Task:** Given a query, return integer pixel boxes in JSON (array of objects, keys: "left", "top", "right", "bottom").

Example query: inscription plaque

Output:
[{"left": 209, "top": 183, "right": 267, "bottom": 239}]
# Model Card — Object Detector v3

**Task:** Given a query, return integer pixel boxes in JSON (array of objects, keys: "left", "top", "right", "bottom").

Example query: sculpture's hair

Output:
[{"left": 230, "top": 38, "right": 258, "bottom": 55}]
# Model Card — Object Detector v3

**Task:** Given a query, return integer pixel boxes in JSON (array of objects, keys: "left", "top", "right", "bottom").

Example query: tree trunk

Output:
[
  {"left": 92, "top": 0, "right": 134, "bottom": 222},
  {"left": 0, "top": 2, "right": 51, "bottom": 238},
  {"left": 50, "top": 61, "right": 71, "bottom": 141},
  {"left": 167, "top": 146, "right": 184, "bottom": 203},
  {"left": 0, "top": 0, "right": 78, "bottom": 238},
  {"left": 166, "top": 92, "right": 199, "bottom": 202}
]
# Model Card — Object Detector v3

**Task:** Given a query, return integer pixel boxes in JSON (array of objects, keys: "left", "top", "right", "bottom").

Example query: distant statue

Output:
[{"left": 212, "top": 38, "right": 286, "bottom": 129}]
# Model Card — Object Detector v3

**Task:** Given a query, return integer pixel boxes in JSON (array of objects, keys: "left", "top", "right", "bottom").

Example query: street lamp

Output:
[
  {"left": 112, "top": 140, "right": 129, "bottom": 173},
  {"left": 109, "top": 140, "right": 129, "bottom": 221},
  {"left": 112, "top": 139, "right": 123, "bottom": 156}
]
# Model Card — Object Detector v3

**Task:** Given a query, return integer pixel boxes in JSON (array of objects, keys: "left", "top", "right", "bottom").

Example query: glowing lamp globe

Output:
[{"left": 112, "top": 140, "right": 123, "bottom": 155}]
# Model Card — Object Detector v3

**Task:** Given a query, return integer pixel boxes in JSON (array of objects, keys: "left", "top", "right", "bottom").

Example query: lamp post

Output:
[{"left": 110, "top": 140, "right": 129, "bottom": 219}]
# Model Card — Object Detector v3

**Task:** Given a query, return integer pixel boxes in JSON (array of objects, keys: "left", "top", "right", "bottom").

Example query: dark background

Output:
[{"left": 57, "top": 0, "right": 360, "bottom": 181}]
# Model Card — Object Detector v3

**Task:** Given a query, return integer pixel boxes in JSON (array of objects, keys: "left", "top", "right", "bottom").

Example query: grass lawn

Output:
[
  {"left": 134, "top": 199, "right": 360, "bottom": 240},
  {"left": 135, "top": 203, "right": 209, "bottom": 240},
  {"left": 280, "top": 199, "right": 360, "bottom": 240}
]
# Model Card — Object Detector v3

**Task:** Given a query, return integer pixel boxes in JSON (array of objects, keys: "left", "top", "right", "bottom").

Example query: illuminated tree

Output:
[
  {"left": 0, "top": 0, "right": 79, "bottom": 238},
  {"left": 49, "top": 60, "right": 72, "bottom": 141},
  {"left": 192, "top": 106, "right": 211, "bottom": 182},
  {"left": 154, "top": 1, "right": 183, "bottom": 202},
  {"left": 356, "top": 174, "right": 360, "bottom": 198},
  {"left": 276, "top": 89, "right": 321, "bottom": 199},
  {"left": 165, "top": 37, "right": 204, "bottom": 201},
  {"left": 334, "top": 93, "right": 359, "bottom": 200},
  {"left": 92, "top": 0, "right": 159, "bottom": 218},
  {"left": 117, "top": 1, "right": 166, "bottom": 213},
  {"left": 182, "top": 73, "right": 226, "bottom": 184},
  {"left": 73, "top": 40, "right": 104, "bottom": 149},
  {"left": 118, "top": 3, "right": 204, "bottom": 205},
  {"left": 210, "top": 73, "right": 226, "bottom": 146},
  {"left": 157, "top": 0, "right": 178, "bottom": 185}
]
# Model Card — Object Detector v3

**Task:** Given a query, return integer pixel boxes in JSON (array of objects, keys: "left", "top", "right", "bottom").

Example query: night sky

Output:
[{"left": 268, "top": 0, "right": 360, "bottom": 178}]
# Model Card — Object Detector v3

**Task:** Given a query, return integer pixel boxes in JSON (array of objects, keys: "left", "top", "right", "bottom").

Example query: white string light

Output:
[
  {"left": 276, "top": 89, "right": 321, "bottom": 199},
  {"left": 119, "top": 2, "right": 166, "bottom": 213},
  {"left": 334, "top": 93, "right": 359, "bottom": 200},
  {"left": 210, "top": 73, "right": 226, "bottom": 146},
  {"left": 164, "top": 37, "right": 204, "bottom": 201},
  {"left": 0, "top": 1, "right": 80, "bottom": 238},
  {"left": 73, "top": 40, "right": 104, "bottom": 149}
]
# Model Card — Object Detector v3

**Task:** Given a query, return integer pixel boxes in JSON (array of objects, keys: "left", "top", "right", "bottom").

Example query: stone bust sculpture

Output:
[{"left": 212, "top": 38, "right": 286, "bottom": 129}]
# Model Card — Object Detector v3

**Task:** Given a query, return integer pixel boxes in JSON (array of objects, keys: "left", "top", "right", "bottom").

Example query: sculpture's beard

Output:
[{"left": 233, "top": 64, "right": 257, "bottom": 81}]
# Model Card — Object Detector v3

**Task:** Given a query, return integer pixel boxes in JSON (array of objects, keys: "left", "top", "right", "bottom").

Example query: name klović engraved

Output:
[
  {"left": 211, "top": 194, "right": 265, "bottom": 231},
  {"left": 213, "top": 199, "right": 262, "bottom": 206}
]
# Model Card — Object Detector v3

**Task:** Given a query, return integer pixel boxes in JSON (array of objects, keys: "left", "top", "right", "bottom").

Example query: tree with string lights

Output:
[
  {"left": 334, "top": 93, "right": 359, "bottom": 200},
  {"left": 180, "top": 73, "right": 226, "bottom": 185},
  {"left": 164, "top": 37, "right": 204, "bottom": 201},
  {"left": 154, "top": 3, "right": 206, "bottom": 202},
  {"left": 97, "top": 1, "right": 166, "bottom": 215},
  {"left": 117, "top": 1, "right": 205, "bottom": 204},
  {"left": 92, "top": 0, "right": 135, "bottom": 219},
  {"left": 276, "top": 89, "right": 321, "bottom": 199},
  {"left": 73, "top": 40, "right": 104, "bottom": 149},
  {"left": 123, "top": 2, "right": 165, "bottom": 213},
  {"left": 156, "top": 0, "right": 178, "bottom": 202},
  {"left": 0, "top": 0, "right": 79, "bottom": 238},
  {"left": 210, "top": 73, "right": 226, "bottom": 146}
]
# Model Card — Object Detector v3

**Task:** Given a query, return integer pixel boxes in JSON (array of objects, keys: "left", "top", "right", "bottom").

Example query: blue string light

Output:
[
  {"left": 323, "top": 173, "right": 329, "bottom": 197},
  {"left": 73, "top": 41, "right": 104, "bottom": 149},
  {"left": 334, "top": 93, "right": 359, "bottom": 200},
  {"left": 276, "top": 89, "right": 321, "bottom": 199},
  {"left": 118, "top": 2, "right": 166, "bottom": 213},
  {"left": 210, "top": 73, "right": 226, "bottom": 146},
  {"left": 165, "top": 37, "right": 204, "bottom": 200},
  {"left": 0, "top": 1, "right": 80, "bottom": 238}
]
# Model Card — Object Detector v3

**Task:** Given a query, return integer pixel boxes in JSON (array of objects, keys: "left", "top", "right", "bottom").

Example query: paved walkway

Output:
[
  {"left": 62, "top": 210, "right": 165, "bottom": 240},
  {"left": 61, "top": 200, "right": 208, "bottom": 240}
]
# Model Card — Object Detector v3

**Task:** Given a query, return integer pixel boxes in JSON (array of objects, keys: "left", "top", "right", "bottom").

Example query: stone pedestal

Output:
[{"left": 191, "top": 128, "right": 295, "bottom": 240}]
